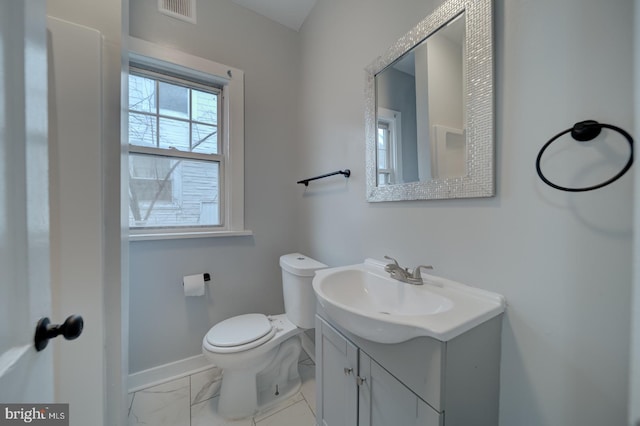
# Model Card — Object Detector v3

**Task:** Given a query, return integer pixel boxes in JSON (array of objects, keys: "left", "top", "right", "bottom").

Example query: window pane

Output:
[
  {"left": 192, "top": 90, "right": 217, "bottom": 125},
  {"left": 129, "top": 74, "right": 156, "bottom": 113},
  {"left": 192, "top": 123, "right": 218, "bottom": 154},
  {"left": 130, "top": 154, "right": 171, "bottom": 179},
  {"left": 129, "top": 153, "right": 220, "bottom": 228},
  {"left": 159, "top": 117, "right": 190, "bottom": 151},
  {"left": 377, "top": 126, "right": 389, "bottom": 169},
  {"left": 378, "top": 149, "right": 388, "bottom": 169},
  {"left": 129, "top": 113, "right": 157, "bottom": 147},
  {"left": 159, "top": 81, "right": 189, "bottom": 119},
  {"left": 129, "top": 155, "right": 174, "bottom": 207}
]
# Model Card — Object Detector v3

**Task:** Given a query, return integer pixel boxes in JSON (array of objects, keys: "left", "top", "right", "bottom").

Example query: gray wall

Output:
[
  {"left": 128, "top": 0, "right": 301, "bottom": 373},
  {"left": 297, "top": 1, "right": 633, "bottom": 426},
  {"left": 631, "top": 0, "right": 640, "bottom": 422}
]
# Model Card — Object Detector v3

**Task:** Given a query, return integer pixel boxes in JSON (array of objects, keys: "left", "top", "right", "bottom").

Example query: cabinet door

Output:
[
  {"left": 316, "top": 317, "right": 359, "bottom": 426},
  {"left": 358, "top": 353, "right": 442, "bottom": 426}
]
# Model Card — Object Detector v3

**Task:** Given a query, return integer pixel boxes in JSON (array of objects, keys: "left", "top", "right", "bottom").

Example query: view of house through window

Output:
[{"left": 128, "top": 67, "right": 223, "bottom": 229}]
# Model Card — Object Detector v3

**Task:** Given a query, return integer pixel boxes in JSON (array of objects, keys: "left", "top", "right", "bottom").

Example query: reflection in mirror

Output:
[
  {"left": 365, "top": 0, "right": 493, "bottom": 201},
  {"left": 376, "top": 13, "right": 466, "bottom": 186}
]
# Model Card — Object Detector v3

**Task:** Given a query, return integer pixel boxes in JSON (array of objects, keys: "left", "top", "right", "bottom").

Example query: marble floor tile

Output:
[
  {"left": 191, "top": 367, "right": 223, "bottom": 405},
  {"left": 298, "top": 360, "right": 316, "bottom": 415},
  {"left": 255, "top": 400, "right": 316, "bottom": 426},
  {"left": 191, "top": 396, "right": 255, "bottom": 426},
  {"left": 128, "top": 377, "right": 190, "bottom": 426},
  {"left": 130, "top": 356, "right": 317, "bottom": 426},
  {"left": 252, "top": 392, "right": 303, "bottom": 423}
]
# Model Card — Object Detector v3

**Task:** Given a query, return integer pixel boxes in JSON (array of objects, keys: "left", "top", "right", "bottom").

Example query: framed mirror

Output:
[{"left": 365, "top": 0, "right": 493, "bottom": 201}]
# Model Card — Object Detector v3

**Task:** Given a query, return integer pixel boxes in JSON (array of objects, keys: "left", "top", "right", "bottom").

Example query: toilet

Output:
[{"left": 202, "top": 253, "right": 327, "bottom": 419}]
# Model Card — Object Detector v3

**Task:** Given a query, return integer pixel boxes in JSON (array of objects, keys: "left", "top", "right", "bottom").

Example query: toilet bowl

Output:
[{"left": 201, "top": 254, "right": 327, "bottom": 419}]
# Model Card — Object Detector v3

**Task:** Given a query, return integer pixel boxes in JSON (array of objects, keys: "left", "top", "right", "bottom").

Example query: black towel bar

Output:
[{"left": 297, "top": 169, "right": 351, "bottom": 186}]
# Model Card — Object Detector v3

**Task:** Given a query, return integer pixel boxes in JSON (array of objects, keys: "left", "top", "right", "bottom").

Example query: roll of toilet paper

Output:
[{"left": 183, "top": 274, "right": 206, "bottom": 296}]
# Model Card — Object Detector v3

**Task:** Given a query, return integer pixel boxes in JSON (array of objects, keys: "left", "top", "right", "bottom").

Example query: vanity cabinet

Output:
[{"left": 315, "top": 312, "right": 502, "bottom": 426}]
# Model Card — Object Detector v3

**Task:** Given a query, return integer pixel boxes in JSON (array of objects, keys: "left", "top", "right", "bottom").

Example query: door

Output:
[
  {"left": 316, "top": 317, "right": 359, "bottom": 426},
  {"left": 358, "top": 353, "right": 442, "bottom": 426},
  {"left": 0, "top": 0, "right": 53, "bottom": 402}
]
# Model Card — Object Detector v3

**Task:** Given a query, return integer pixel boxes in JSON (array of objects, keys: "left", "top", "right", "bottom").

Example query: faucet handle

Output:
[
  {"left": 383, "top": 255, "right": 399, "bottom": 266},
  {"left": 412, "top": 265, "right": 433, "bottom": 278}
]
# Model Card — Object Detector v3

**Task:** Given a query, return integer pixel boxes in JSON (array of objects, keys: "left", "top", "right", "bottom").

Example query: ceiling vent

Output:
[{"left": 158, "top": 0, "right": 196, "bottom": 24}]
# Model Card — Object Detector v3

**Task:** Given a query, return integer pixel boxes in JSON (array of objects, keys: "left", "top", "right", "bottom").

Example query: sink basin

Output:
[{"left": 312, "top": 259, "right": 505, "bottom": 343}]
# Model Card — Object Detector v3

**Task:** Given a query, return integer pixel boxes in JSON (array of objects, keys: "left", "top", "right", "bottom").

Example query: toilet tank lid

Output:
[{"left": 279, "top": 253, "right": 327, "bottom": 277}]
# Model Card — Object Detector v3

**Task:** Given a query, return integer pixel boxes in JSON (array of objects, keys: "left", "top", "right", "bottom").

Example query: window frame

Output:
[{"left": 127, "top": 37, "right": 251, "bottom": 240}]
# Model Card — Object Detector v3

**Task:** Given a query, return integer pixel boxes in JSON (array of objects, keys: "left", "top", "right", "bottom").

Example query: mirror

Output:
[
  {"left": 376, "top": 13, "right": 466, "bottom": 185},
  {"left": 365, "top": 0, "right": 494, "bottom": 201}
]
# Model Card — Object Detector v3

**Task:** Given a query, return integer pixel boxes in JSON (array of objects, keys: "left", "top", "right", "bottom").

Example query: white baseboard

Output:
[
  {"left": 128, "top": 354, "right": 213, "bottom": 393},
  {"left": 129, "top": 334, "right": 316, "bottom": 394},
  {"left": 300, "top": 332, "right": 315, "bottom": 363}
]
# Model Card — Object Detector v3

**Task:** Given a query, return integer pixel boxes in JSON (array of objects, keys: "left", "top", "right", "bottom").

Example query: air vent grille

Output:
[{"left": 158, "top": 0, "right": 196, "bottom": 24}]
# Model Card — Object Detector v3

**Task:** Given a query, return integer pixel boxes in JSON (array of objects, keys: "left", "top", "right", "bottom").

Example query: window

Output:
[
  {"left": 377, "top": 122, "right": 392, "bottom": 185},
  {"left": 376, "top": 108, "right": 402, "bottom": 186},
  {"left": 128, "top": 69, "right": 221, "bottom": 227},
  {"left": 128, "top": 37, "right": 249, "bottom": 239}
]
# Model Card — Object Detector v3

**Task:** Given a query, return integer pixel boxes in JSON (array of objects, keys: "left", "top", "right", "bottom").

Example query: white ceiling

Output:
[{"left": 231, "top": 0, "right": 316, "bottom": 31}]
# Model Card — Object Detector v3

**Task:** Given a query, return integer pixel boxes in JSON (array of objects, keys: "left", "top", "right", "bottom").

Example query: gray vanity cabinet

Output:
[
  {"left": 316, "top": 316, "right": 442, "bottom": 426},
  {"left": 315, "top": 311, "right": 502, "bottom": 426}
]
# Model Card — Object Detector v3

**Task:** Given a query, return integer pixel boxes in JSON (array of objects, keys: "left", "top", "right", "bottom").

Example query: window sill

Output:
[{"left": 129, "top": 229, "right": 253, "bottom": 242}]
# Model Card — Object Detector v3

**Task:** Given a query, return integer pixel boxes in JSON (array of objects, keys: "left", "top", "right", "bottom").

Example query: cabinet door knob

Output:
[
  {"left": 344, "top": 367, "right": 353, "bottom": 375},
  {"left": 356, "top": 376, "right": 367, "bottom": 386}
]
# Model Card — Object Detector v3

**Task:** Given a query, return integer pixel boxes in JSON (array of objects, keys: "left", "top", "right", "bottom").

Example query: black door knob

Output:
[{"left": 34, "top": 315, "right": 84, "bottom": 352}]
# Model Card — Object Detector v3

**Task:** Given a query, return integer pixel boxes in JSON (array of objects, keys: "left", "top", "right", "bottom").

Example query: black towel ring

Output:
[{"left": 535, "top": 120, "right": 634, "bottom": 192}]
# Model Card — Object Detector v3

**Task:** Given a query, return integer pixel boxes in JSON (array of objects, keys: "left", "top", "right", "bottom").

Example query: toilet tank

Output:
[{"left": 279, "top": 253, "right": 327, "bottom": 329}]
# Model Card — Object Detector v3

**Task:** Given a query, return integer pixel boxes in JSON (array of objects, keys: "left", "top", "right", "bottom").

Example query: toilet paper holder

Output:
[{"left": 182, "top": 273, "right": 211, "bottom": 285}]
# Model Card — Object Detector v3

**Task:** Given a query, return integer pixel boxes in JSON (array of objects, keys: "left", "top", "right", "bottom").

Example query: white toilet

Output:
[{"left": 202, "top": 253, "right": 327, "bottom": 419}]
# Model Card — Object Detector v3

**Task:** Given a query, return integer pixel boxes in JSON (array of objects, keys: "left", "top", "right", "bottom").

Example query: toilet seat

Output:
[{"left": 205, "top": 313, "right": 276, "bottom": 354}]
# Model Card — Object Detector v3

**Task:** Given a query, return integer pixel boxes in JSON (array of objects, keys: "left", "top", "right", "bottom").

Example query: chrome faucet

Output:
[{"left": 384, "top": 256, "right": 433, "bottom": 285}]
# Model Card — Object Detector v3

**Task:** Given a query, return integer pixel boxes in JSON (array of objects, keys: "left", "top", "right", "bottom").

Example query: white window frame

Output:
[{"left": 128, "top": 37, "right": 251, "bottom": 240}]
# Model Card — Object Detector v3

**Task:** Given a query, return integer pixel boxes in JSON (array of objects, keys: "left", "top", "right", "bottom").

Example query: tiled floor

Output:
[{"left": 128, "top": 355, "right": 316, "bottom": 426}]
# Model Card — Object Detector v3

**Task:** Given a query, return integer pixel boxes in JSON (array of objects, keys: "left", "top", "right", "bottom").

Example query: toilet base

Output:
[{"left": 216, "top": 335, "right": 303, "bottom": 419}]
